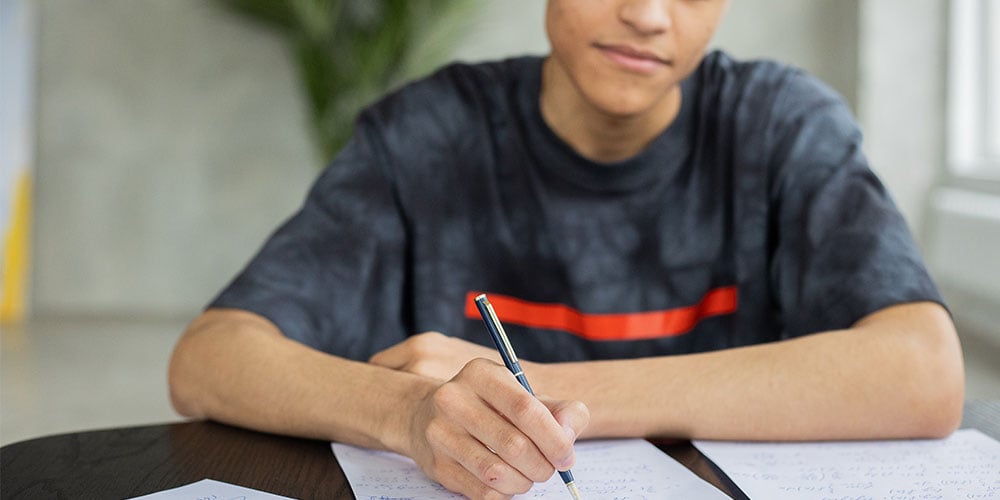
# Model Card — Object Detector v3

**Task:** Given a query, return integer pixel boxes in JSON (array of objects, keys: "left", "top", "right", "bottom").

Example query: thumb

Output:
[{"left": 541, "top": 398, "right": 590, "bottom": 443}]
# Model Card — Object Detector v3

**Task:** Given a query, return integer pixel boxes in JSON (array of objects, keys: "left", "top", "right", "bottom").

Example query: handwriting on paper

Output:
[
  {"left": 694, "top": 428, "right": 1000, "bottom": 499},
  {"left": 332, "top": 438, "right": 729, "bottom": 499}
]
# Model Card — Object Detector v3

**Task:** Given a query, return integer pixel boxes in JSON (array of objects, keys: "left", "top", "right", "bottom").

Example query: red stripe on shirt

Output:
[{"left": 464, "top": 287, "right": 738, "bottom": 340}]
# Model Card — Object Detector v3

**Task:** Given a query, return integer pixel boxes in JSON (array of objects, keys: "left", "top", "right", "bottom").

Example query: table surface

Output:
[
  {"left": 0, "top": 422, "right": 740, "bottom": 499},
  {"left": 3, "top": 400, "right": 998, "bottom": 500}
]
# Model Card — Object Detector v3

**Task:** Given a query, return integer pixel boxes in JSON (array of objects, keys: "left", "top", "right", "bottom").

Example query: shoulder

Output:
[
  {"left": 694, "top": 50, "right": 845, "bottom": 114},
  {"left": 337, "top": 57, "right": 540, "bottom": 189},
  {"left": 689, "top": 52, "right": 867, "bottom": 200},
  {"left": 694, "top": 51, "right": 862, "bottom": 167},
  {"left": 357, "top": 56, "right": 540, "bottom": 138}
]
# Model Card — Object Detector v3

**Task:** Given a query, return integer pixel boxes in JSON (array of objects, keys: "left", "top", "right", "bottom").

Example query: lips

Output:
[{"left": 595, "top": 43, "right": 670, "bottom": 73}]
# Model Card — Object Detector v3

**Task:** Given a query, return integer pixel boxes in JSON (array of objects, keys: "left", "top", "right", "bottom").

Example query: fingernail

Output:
[{"left": 556, "top": 452, "right": 575, "bottom": 470}]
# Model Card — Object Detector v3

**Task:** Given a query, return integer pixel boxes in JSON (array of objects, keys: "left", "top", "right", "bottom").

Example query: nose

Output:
[{"left": 618, "top": 0, "right": 672, "bottom": 35}]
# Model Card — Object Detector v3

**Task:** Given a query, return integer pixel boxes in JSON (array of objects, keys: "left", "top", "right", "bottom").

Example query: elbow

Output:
[
  {"left": 863, "top": 302, "right": 965, "bottom": 439},
  {"left": 908, "top": 322, "right": 966, "bottom": 439},
  {"left": 167, "top": 328, "right": 208, "bottom": 419},
  {"left": 168, "top": 365, "right": 201, "bottom": 419},
  {"left": 912, "top": 377, "right": 963, "bottom": 439},
  {"left": 877, "top": 351, "right": 963, "bottom": 439},
  {"left": 167, "top": 308, "right": 276, "bottom": 420}
]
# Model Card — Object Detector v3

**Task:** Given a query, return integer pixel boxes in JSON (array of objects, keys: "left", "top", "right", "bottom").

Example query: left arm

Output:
[{"left": 371, "top": 301, "right": 964, "bottom": 441}]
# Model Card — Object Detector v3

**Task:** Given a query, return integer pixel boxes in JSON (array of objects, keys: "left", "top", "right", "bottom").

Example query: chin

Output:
[
  {"left": 589, "top": 92, "right": 665, "bottom": 119},
  {"left": 578, "top": 74, "right": 677, "bottom": 119}
]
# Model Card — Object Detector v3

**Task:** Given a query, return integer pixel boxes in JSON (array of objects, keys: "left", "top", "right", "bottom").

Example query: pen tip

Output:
[{"left": 566, "top": 481, "right": 582, "bottom": 499}]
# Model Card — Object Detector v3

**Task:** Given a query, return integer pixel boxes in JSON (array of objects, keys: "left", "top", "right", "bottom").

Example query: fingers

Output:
[
  {"left": 367, "top": 341, "right": 408, "bottom": 370},
  {"left": 458, "top": 359, "right": 582, "bottom": 473},
  {"left": 409, "top": 357, "right": 589, "bottom": 498},
  {"left": 426, "top": 412, "right": 535, "bottom": 495},
  {"left": 432, "top": 380, "right": 555, "bottom": 484},
  {"left": 423, "top": 457, "right": 516, "bottom": 500},
  {"left": 542, "top": 398, "right": 591, "bottom": 458},
  {"left": 368, "top": 331, "right": 443, "bottom": 368},
  {"left": 368, "top": 332, "right": 499, "bottom": 381}
]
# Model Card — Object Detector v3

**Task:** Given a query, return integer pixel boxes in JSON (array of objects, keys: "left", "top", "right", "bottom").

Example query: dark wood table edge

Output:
[
  {"left": 1, "top": 420, "right": 353, "bottom": 499},
  {"left": 4, "top": 399, "right": 997, "bottom": 499},
  {"left": 2, "top": 420, "right": 741, "bottom": 499}
]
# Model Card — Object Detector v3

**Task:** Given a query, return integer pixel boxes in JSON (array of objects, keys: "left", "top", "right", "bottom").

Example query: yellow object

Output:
[{"left": 1, "top": 171, "right": 32, "bottom": 324}]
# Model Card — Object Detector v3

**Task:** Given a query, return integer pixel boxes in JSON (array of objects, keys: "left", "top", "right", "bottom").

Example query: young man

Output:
[{"left": 169, "top": 1, "right": 965, "bottom": 498}]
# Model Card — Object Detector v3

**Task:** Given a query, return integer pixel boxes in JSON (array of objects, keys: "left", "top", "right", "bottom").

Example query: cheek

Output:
[
  {"left": 545, "top": 2, "right": 568, "bottom": 39},
  {"left": 546, "top": 5, "right": 582, "bottom": 54},
  {"left": 547, "top": 0, "right": 611, "bottom": 54},
  {"left": 674, "top": 25, "right": 717, "bottom": 72}
]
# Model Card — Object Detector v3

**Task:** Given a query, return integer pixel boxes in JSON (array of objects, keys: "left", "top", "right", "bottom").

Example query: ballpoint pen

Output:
[{"left": 474, "top": 293, "right": 583, "bottom": 500}]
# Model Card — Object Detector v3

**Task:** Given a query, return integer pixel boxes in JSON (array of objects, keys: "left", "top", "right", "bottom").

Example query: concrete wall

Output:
[
  {"left": 857, "top": 0, "right": 947, "bottom": 243},
  {"left": 33, "top": 0, "right": 319, "bottom": 317},
  {"left": 714, "top": 0, "right": 859, "bottom": 111},
  {"left": 31, "top": 0, "right": 872, "bottom": 318}
]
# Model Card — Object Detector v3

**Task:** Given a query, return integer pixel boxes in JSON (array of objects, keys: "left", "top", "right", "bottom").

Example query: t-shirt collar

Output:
[{"left": 518, "top": 56, "right": 697, "bottom": 194}]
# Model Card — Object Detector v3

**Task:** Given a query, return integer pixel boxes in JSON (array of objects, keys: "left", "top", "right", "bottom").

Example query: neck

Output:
[{"left": 539, "top": 58, "right": 682, "bottom": 164}]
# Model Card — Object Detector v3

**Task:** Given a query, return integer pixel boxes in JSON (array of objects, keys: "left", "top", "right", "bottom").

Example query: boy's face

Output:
[{"left": 545, "top": 0, "right": 727, "bottom": 118}]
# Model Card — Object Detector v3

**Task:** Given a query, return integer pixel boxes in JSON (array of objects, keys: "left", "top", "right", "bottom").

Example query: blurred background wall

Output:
[
  {"left": 30, "top": 0, "right": 319, "bottom": 318},
  {"left": 3, "top": 0, "right": 998, "bottom": 445}
]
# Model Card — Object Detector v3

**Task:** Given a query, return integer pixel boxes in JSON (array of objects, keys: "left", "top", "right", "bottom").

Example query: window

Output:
[
  {"left": 927, "top": 0, "right": 1000, "bottom": 335},
  {"left": 949, "top": 0, "right": 1000, "bottom": 180}
]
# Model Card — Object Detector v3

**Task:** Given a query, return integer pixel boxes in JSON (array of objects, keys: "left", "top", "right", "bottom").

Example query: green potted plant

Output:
[{"left": 219, "top": 0, "right": 474, "bottom": 162}]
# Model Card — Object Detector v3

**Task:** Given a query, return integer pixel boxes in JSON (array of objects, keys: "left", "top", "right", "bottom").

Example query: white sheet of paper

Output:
[
  {"left": 693, "top": 428, "right": 1000, "bottom": 499},
  {"left": 331, "top": 438, "right": 729, "bottom": 499},
  {"left": 127, "top": 478, "right": 294, "bottom": 500}
]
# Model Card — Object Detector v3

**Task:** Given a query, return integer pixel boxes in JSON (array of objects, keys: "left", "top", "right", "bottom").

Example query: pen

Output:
[{"left": 474, "top": 293, "right": 582, "bottom": 500}]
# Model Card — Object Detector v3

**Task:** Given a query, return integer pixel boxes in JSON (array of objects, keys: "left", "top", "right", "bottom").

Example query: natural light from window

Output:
[{"left": 949, "top": 0, "right": 1000, "bottom": 180}]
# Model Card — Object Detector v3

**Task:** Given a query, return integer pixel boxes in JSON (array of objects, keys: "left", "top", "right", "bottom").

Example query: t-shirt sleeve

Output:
[
  {"left": 208, "top": 114, "right": 410, "bottom": 359},
  {"left": 767, "top": 73, "right": 945, "bottom": 338}
]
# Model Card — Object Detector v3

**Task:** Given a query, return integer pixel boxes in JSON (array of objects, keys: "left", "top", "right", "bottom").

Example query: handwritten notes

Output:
[
  {"left": 693, "top": 428, "right": 1000, "bottom": 499},
  {"left": 332, "top": 438, "right": 729, "bottom": 499},
  {"left": 127, "top": 478, "right": 294, "bottom": 499}
]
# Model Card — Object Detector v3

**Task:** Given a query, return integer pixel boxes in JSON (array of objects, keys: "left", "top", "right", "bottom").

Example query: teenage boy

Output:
[{"left": 169, "top": 1, "right": 964, "bottom": 498}]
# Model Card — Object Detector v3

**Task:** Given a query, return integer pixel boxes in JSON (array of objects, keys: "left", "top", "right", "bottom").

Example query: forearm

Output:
[
  {"left": 529, "top": 302, "right": 964, "bottom": 441},
  {"left": 168, "top": 308, "right": 431, "bottom": 452},
  {"left": 170, "top": 309, "right": 591, "bottom": 498}
]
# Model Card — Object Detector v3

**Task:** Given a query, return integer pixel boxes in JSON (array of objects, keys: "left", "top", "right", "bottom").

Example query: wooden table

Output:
[
  {"left": 0, "top": 422, "right": 738, "bottom": 499},
  {"left": 4, "top": 401, "right": 998, "bottom": 499}
]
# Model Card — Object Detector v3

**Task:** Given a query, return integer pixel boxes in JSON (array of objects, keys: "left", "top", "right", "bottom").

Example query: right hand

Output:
[{"left": 404, "top": 357, "right": 589, "bottom": 499}]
